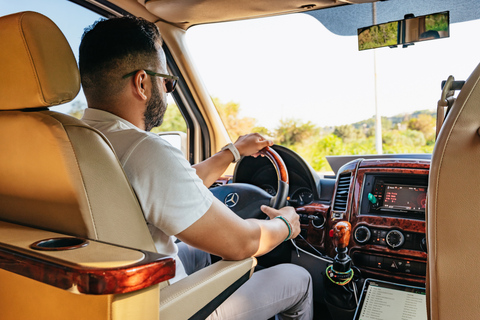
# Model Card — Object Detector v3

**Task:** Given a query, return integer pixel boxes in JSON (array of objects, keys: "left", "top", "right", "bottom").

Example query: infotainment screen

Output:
[
  {"left": 383, "top": 185, "right": 426, "bottom": 211},
  {"left": 360, "top": 174, "right": 428, "bottom": 218}
]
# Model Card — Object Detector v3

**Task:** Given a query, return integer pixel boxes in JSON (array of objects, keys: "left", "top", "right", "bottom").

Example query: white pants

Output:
[{"left": 177, "top": 243, "right": 313, "bottom": 320}]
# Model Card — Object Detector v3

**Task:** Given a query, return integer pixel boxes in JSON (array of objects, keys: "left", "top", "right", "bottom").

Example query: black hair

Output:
[{"left": 79, "top": 16, "right": 162, "bottom": 102}]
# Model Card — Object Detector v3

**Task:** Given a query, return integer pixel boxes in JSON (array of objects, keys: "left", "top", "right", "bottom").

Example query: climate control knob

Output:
[
  {"left": 386, "top": 230, "right": 405, "bottom": 248},
  {"left": 354, "top": 226, "right": 371, "bottom": 244}
]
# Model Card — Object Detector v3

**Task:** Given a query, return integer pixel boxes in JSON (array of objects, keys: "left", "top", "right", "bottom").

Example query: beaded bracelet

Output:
[{"left": 275, "top": 216, "right": 292, "bottom": 241}]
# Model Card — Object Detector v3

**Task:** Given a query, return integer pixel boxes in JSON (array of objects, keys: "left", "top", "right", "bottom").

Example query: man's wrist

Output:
[
  {"left": 274, "top": 216, "right": 292, "bottom": 241},
  {"left": 221, "top": 143, "right": 241, "bottom": 163}
]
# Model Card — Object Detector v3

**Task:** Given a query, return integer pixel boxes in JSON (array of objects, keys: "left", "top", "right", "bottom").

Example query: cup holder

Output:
[{"left": 30, "top": 237, "right": 89, "bottom": 251}]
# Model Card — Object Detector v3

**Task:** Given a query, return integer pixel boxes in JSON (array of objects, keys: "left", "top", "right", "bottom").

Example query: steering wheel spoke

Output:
[{"left": 210, "top": 183, "right": 272, "bottom": 219}]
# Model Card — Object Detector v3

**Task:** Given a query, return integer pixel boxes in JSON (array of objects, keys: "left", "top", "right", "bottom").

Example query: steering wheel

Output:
[{"left": 210, "top": 146, "right": 289, "bottom": 219}]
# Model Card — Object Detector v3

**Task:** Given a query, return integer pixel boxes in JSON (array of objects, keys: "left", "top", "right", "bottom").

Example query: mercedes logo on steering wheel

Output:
[{"left": 224, "top": 193, "right": 239, "bottom": 208}]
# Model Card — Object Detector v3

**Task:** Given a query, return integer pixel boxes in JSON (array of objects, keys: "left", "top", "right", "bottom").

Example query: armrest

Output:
[
  {"left": 160, "top": 257, "right": 257, "bottom": 320},
  {"left": 0, "top": 221, "right": 175, "bottom": 294}
]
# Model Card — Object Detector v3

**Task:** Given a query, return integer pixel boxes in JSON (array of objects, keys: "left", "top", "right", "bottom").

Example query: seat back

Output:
[
  {"left": 427, "top": 62, "right": 480, "bottom": 319},
  {"left": 0, "top": 11, "right": 155, "bottom": 252},
  {"left": 0, "top": 12, "right": 166, "bottom": 320}
]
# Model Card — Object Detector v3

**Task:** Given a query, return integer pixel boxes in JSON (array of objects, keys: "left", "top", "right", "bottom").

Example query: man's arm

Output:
[
  {"left": 176, "top": 198, "right": 300, "bottom": 260},
  {"left": 192, "top": 133, "right": 273, "bottom": 187}
]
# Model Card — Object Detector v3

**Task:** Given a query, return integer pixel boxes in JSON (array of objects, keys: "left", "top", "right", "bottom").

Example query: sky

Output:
[{"left": 2, "top": 0, "right": 479, "bottom": 130}]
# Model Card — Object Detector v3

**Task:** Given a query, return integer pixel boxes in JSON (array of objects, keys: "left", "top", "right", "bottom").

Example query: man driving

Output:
[{"left": 79, "top": 16, "right": 313, "bottom": 320}]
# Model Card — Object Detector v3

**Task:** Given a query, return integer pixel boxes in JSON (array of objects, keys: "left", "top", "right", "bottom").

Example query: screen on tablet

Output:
[{"left": 354, "top": 279, "right": 427, "bottom": 320}]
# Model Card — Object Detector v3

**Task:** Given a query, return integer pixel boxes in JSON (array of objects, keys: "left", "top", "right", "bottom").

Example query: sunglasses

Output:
[{"left": 122, "top": 69, "right": 179, "bottom": 93}]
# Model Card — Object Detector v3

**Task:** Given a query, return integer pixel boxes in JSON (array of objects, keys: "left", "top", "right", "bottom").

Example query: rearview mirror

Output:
[{"left": 358, "top": 11, "right": 449, "bottom": 51}]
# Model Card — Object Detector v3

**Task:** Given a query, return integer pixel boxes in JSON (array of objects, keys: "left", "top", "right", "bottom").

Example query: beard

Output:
[{"left": 144, "top": 78, "right": 167, "bottom": 131}]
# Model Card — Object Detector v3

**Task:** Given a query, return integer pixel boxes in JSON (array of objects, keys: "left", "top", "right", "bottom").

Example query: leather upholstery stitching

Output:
[
  {"left": 17, "top": 13, "right": 45, "bottom": 105},
  {"left": 432, "top": 67, "right": 480, "bottom": 317},
  {"left": 61, "top": 122, "right": 99, "bottom": 239}
]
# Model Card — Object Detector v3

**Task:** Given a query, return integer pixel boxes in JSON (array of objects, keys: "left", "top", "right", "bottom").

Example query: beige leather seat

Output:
[
  {"left": 427, "top": 62, "right": 480, "bottom": 320},
  {"left": 0, "top": 11, "right": 255, "bottom": 320}
]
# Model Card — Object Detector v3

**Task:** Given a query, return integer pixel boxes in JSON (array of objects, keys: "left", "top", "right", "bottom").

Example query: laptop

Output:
[{"left": 353, "top": 279, "right": 427, "bottom": 320}]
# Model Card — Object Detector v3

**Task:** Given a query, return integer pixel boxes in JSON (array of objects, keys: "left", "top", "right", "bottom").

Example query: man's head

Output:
[{"left": 80, "top": 16, "right": 169, "bottom": 130}]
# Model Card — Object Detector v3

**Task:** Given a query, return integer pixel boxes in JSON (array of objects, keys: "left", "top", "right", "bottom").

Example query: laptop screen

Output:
[{"left": 353, "top": 279, "right": 427, "bottom": 320}]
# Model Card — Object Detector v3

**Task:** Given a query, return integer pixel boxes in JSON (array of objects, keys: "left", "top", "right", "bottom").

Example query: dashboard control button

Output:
[
  {"left": 384, "top": 257, "right": 394, "bottom": 270},
  {"left": 397, "top": 260, "right": 405, "bottom": 271},
  {"left": 354, "top": 226, "right": 371, "bottom": 244},
  {"left": 368, "top": 193, "right": 377, "bottom": 204},
  {"left": 299, "top": 214, "right": 309, "bottom": 224},
  {"left": 386, "top": 230, "right": 405, "bottom": 248},
  {"left": 404, "top": 260, "right": 412, "bottom": 273},
  {"left": 352, "top": 253, "right": 368, "bottom": 267},
  {"left": 420, "top": 237, "right": 428, "bottom": 253}
]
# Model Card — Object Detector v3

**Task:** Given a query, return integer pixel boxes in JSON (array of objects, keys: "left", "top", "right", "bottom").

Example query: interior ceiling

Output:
[{"left": 130, "top": 0, "right": 378, "bottom": 29}]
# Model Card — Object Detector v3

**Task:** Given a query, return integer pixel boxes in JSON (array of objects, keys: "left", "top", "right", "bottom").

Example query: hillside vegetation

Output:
[{"left": 208, "top": 98, "right": 436, "bottom": 172}]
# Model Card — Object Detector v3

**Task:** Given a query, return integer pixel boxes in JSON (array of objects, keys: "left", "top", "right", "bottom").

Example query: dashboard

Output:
[
  {"left": 345, "top": 159, "right": 429, "bottom": 286},
  {"left": 231, "top": 145, "right": 429, "bottom": 286}
]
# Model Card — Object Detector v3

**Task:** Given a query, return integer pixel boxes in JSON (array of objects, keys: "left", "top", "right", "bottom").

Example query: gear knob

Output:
[{"left": 332, "top": 221, "right": 351, "bottom": 250}]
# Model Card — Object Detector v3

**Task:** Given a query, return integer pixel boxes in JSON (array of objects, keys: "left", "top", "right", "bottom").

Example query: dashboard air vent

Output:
[{"left": 333, "top": 173, "right": 352, "bottom": 211}]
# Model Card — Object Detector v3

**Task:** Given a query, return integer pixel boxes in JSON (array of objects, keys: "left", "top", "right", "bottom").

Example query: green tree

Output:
[
  {"left": 306, "top": 134, "right": 345, "bottom": 172},
  {"left": 382, "top": 129, "right": 430, "bottom": 154},
  {"left": 251, "top": 126, "right": 272, "bottom": 138},
  {"left": 345, "top": 137, "right": 376, "bottom": 155},
  {"left": 213, "top": 97, "right": 256, "bottom": 141},
  {"left": 151, "top": 103, "right": 187, "bottom": 133},
  {"left": 333, "top": 124, "right": 365, "bottom": 143},
  {"left": 352, "top": 116, "right": 392, "bottom": 137},
  {"left": 407, "top": 114, "right": 436, "bottom": 144},
  {"left": 274, "top": 118, "right": 320, "bottom": 148}
]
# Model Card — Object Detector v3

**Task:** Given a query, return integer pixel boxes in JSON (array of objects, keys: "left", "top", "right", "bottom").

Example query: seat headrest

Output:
[{"left": 0, "top": 11, "right": 80, "bottom": 110}]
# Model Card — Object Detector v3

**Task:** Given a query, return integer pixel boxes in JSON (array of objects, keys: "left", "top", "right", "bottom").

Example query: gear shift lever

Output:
[
  {"left": 324, "top": 221, "right": 359, "bottom": 319},
  {"left": 327, "top": 221, "right": 354, "bottom": 285}
]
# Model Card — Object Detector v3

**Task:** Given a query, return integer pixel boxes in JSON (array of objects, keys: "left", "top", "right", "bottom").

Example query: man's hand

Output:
[
  {"left": 177, "top": 199, "right": 301, "bottom": 260},
  {"left": 261, "top": 205, "right": 301, "bottom": 240},
  {"left": 194, "top": 133, "right": 272, "bottom": 188},
  {"left": 234, "top": 133, "right": 273, "bottom": 157}
]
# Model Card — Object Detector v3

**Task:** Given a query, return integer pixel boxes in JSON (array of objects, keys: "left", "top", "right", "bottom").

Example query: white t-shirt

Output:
[{"left": 82, "top": 108, "right": 213, "bottom": 282}]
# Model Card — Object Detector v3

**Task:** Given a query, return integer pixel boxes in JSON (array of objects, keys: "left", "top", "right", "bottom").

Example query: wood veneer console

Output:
[{"left": 0, "top": 221, "right": 175, "bottom": 295}]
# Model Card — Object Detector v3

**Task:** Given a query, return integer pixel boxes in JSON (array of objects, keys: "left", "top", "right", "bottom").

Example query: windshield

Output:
[{"left": 186, "top": 0, "right": 480, "bottom": 173}]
